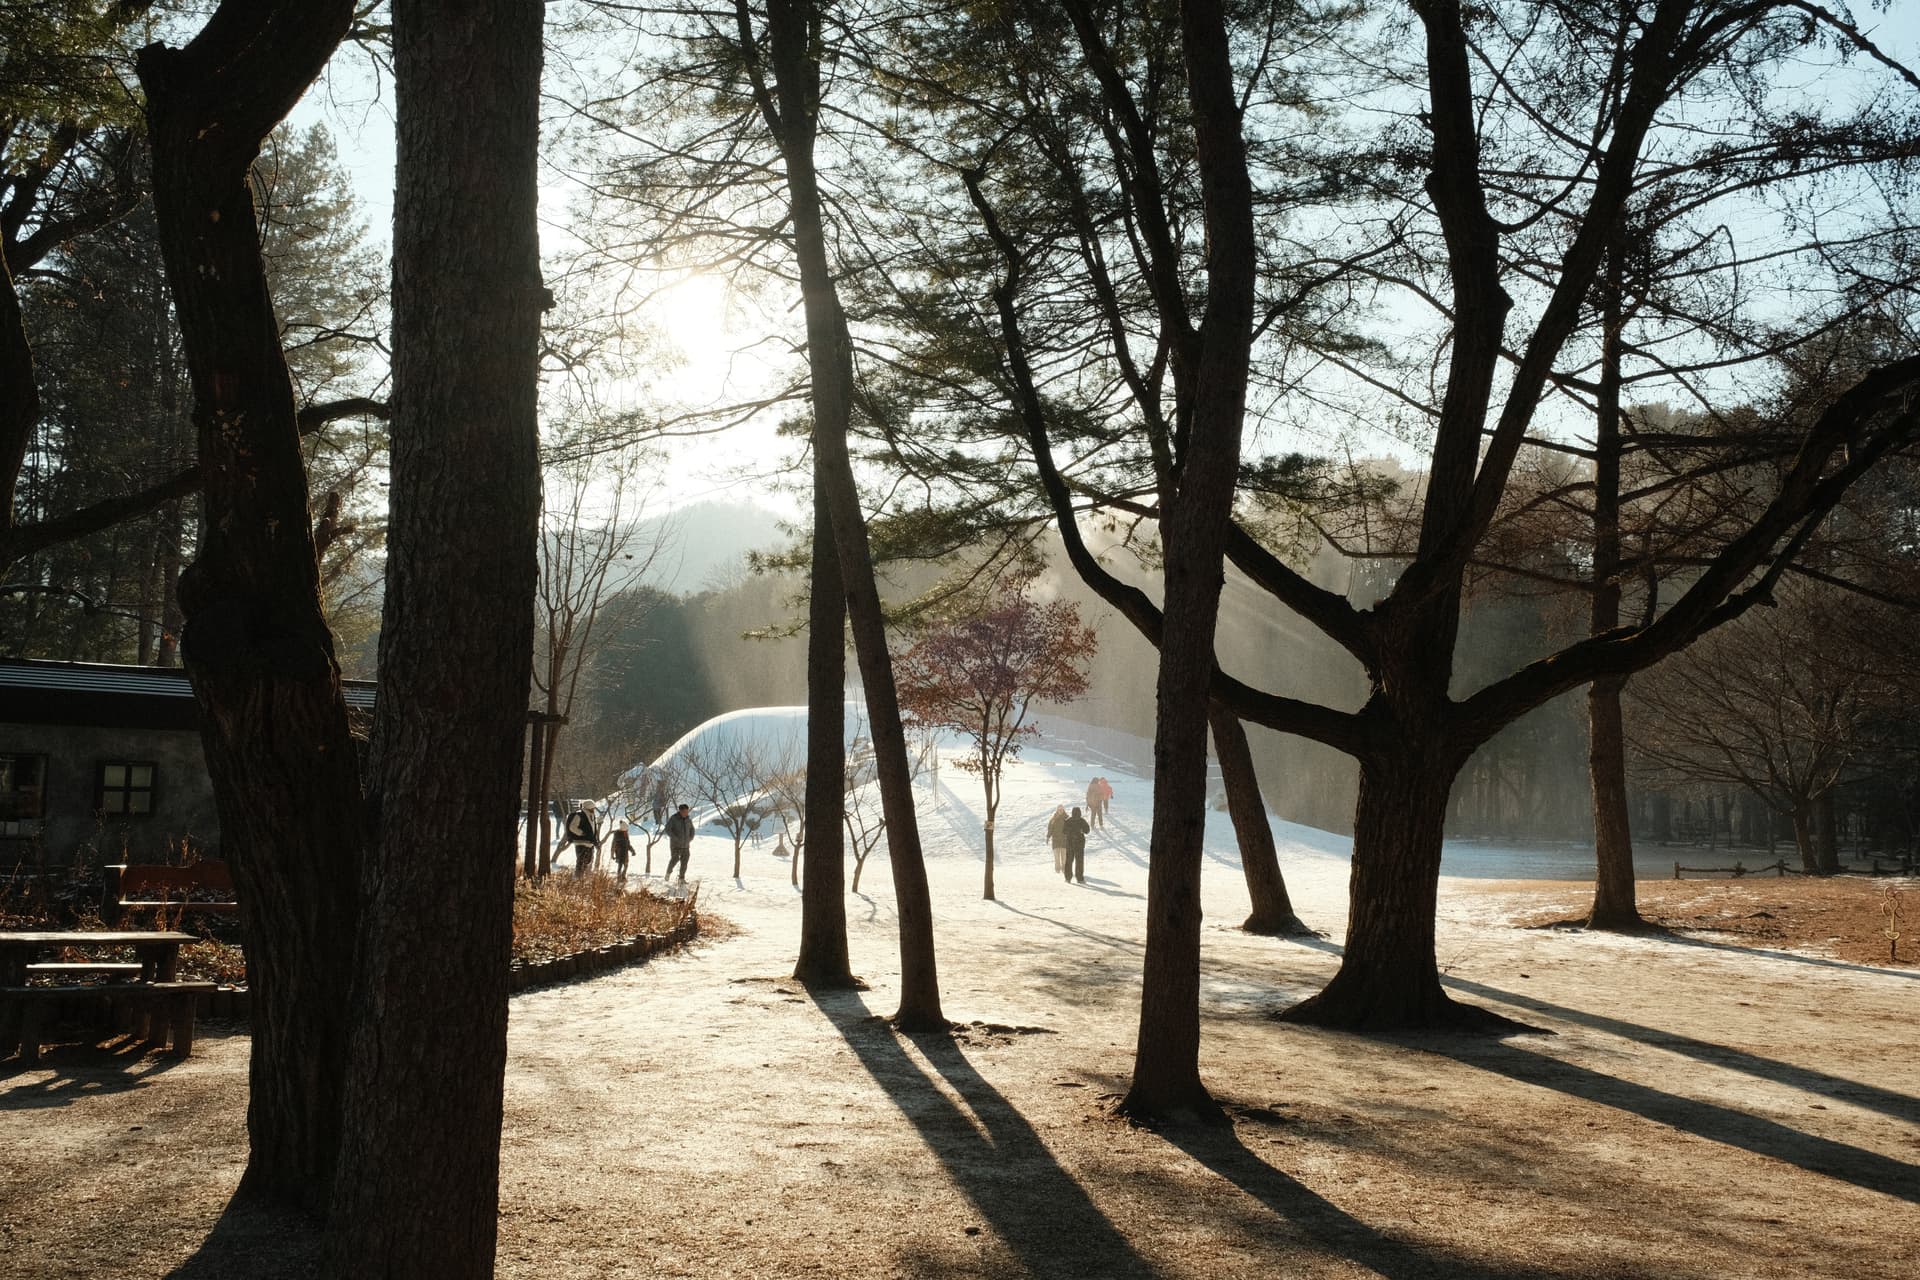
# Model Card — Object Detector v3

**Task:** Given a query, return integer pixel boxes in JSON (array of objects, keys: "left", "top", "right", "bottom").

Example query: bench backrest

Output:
[{"left": 116, "top": 862, "right": 234, "bottom": 897}]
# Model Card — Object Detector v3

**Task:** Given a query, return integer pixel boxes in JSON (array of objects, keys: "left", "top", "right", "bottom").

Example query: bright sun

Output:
[{"left": 654, "top": 271, "right": 747, "bottom": 401}]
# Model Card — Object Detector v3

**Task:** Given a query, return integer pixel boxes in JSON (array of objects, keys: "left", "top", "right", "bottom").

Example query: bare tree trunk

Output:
[
  {"left": 1117, "top": 0, "right": 1254, "bottom": 1123},
  {"left": 1585, "top": 235, "right": 1644, "bottom": 930},
  {"left": 537, "top": 719, "right": 560, "bottom": 877},
  {"left": 794, "top": 465, "right": 853, "bottom": 985},
  {"left": 325, "top": 0, "right": 545, "bottom": 1272},
  {"left": 156, "top": 511, "right": 184, "bottom": 666},
  {"left": 1281, "top": 743, "right": 1515, "bottom": 1030},
  {"left": 982, "top": 772, "right": 997, "bottom": 901},
  {"left": 1587, "top": 675, "right": 1642, "bottom": 928},
  {"left": 137, "top": 2, "right": 360, "bottom": 1213},
  {"left": 1208, "top": 703, "right": 1305, "bottom": 934},
  {"left": 523, "top": 719, "right": 545, "bottom": 878},
  {"left": 762, "top": 0, "right": 943, "bottom": 1030},
  {"left": 1790, "top": 805, "right": 1818, "bottom": 873},
  {"left": 137, "top": 526, "right": 163, "bottom": 665},
  {"left": 0, "top": 254, "right": 37, "bottom": 549},
  {"left": 1814, "top": 792, "right": 1840, "bottom": 875}
]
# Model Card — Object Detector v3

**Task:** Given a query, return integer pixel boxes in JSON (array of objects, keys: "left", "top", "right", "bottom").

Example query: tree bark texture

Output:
[
  {"left": 136, "top": 2, "right": 361, "bottom": 1213},
  {"left": 536, "top": 715, "right": 564, "bottom": 877},
  {"left": 981, "top": 764, "right": 998, "bottom": 901},
  {"left": 763, "top": 0, "right": 944, "bottom": 1029},
  {"left": 1280, "top": 745, "right": 1511, "bottom": 1029},
  {"left": 795, "top": 481, "right": 853, "bottom": 983},
  {"left": 325, "top": 1, "right": 545, "bottom": 1273},
  {"left": 1585, "top": 235, "right": 1643, "bottom": 930},
  {"left": 0, "top": 252, "right": 38, "bottom": 540},
  {"left": 1586, "top": 675, "right": 1642, "bottom": 927},
  {"left": 157, "top": 502, "right": 185, "bottom": 666},
  {"left": 522, "top": 719, "right": 544, "bottom": 878},
  {"left": 1118, "top": 0, "right": 1253, "bottom": 1122},
  {"left": 1790, "top": 806, "right": 1817, "bottom": 873},
  {"left": 1814, "top": 792, "right": 1839, "bottom": 875},
  {"left": 1208, "top": 702, "right": 1304, "bottom": 934},
  {"left": 1281, "top": 579, "right": 1523, "bottom": 1030}
]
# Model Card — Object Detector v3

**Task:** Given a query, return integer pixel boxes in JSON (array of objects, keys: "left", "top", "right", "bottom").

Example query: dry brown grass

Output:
[
  {"left": 1499, "top": 874, "right": 1919, "bottom": 967},
  {"left": 511, "top": 875, "right": 700, "bottom": 965},
  {"left": 176, "top": 936, "right": 249, "bottom": 983}
]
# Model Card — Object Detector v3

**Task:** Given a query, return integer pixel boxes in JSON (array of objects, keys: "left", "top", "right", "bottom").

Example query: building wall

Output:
[{"left": 0, "top": 721, "right": 220, "bottom": 866}]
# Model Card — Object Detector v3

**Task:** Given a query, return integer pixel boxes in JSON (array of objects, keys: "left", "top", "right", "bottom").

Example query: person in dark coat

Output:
[
  {"left": 663, "top": 803, "right": 696, "bottom": 881},
  {"left": 610, "top": 820, "right": 635, "bottom": 882},
  {"left": 1063, "top": 806, "right": 1091, "bottom": 883}
]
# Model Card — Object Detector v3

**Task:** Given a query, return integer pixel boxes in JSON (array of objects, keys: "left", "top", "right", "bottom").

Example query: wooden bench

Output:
[
  {"left": 2, "top": 980, "right": 217, "bottom": 1064},
  {"left": 23, "top": 962, "right": 146, "bottom": 981},
  {"left": 101, "top": 862, "right": 238, "bottom": 926}
]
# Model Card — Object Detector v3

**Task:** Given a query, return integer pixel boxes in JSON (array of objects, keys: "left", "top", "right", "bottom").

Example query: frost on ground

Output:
[{"left": 2, "top": 742, "right": 1915, "bottom": 1279}]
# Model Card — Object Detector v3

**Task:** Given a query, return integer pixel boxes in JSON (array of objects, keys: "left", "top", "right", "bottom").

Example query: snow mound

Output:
[
  {"left": 616, "top": 703, "right": 875, "bottom": 824},
  {"left": 635, "top": 704, "right": 870, "bottom": 775}
]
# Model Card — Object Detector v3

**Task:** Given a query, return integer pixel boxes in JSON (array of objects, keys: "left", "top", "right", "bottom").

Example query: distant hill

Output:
[{"left": 635, "top": 501, "right": 792, "bottom": 595}]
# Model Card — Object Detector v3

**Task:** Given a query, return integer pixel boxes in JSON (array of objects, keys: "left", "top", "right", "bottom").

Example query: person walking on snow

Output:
[
  {"left": 1097, "top": 777, "right": 1114, "bottom": 824},
  {"left": 563, "top": 800, "right": 602, "bottom": 876},
  {"left": 663, "top": 803, "right": 696, "bottom": 881},
  {"left": 610, "top": 820, "right": 635, "bottom": 882},
  {"left": 1085, "top": 778, "right": 1105, "bottom": 830},
  {"left": 1047, "top": 804, "right": 1069, "bottom": 875},
  {"left": 1063, "top": 806, "right": 1091, "bottom": 883}
]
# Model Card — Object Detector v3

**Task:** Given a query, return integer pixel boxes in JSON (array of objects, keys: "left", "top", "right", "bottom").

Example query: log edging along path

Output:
[
  {"left": 8, "top": 912, "right": 707, "bottom": 1038},
  {"left": 506, "top": 913, "right": 703, "bottom": 994}
]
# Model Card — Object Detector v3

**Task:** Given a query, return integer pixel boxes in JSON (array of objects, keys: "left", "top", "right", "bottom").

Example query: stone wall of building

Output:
[{"left": 0, "top": 722, "right": 219, "bottom": 866}]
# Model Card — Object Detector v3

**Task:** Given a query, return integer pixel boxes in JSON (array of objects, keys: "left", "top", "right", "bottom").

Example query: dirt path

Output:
[{"left": 3, "top": 769, "right": 1917, "bottom": 1277}]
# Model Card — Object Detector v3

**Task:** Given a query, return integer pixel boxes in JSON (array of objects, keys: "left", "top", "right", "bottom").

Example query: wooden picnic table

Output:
[
  {"left": 0, "top": 930, "right": 198, "bottom": 986},
  {"left": 1, "top": 931, "right": 208, "bottom": 1063}
]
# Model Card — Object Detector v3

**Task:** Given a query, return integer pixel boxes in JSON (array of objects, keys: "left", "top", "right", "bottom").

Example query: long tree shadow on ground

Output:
[
  {"left": 1160, "top": 1124, "right": 1578, "bottom": 1280},
  {"left": 807, "top": 986, "right": 1157, "bottom": 1278},
  {"left": 1275, "top": 935, "right": 1916, "bottom": 1127},
  {"left": 1441, "top": 975, "right": 1919, "bottom": 1125},
  {"left": 810, "top": 987, "right": 1579, "bottom": 1278},
  {"left": 1656, "top": 931, "right": 1920, "bottom": 980},
  {"left": 166, "top": 1192, "right": 321, "bottom": 1279},
  {"left": 988, "top": 900, "right": 1146, "bottom": 957},
  {"left": 1415, "top": 1035, "right": 1920, "bottom": 1204}
]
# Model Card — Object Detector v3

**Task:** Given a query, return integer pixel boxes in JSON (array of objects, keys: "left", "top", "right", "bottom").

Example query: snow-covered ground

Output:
[
  {"left": 636, "top": 737, "right": 1355, "bottom": 934},
  {"left": 629, "top": 732, "right": 1608, "bottom": 916},
  {"left": 621, "top": 731, "right": 1916, "bottom": 992}
]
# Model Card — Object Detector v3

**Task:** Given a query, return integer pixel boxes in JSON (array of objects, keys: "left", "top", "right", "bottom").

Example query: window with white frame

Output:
[{"left": 97, "top": 760, "right": 157, "bottom": 818}]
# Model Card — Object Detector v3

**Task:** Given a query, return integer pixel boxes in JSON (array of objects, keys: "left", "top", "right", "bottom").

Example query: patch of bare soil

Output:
[
  {"left": 1497, "top": 875, "right": 1919, "bottom": 968},
  {"left": 4, "top": 852, "right": 1917, "bottom": 1280}
]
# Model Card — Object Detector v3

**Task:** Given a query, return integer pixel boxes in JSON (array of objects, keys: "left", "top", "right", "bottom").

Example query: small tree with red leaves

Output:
[{"left": 895, "top": 584, "right": 1097, "bottom": 900}]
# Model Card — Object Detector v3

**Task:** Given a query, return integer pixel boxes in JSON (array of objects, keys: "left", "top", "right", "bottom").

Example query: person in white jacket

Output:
[{"left": 563, "top": 800, "right": 602, "bottom": 876}]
